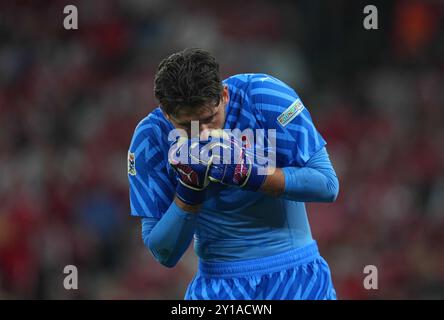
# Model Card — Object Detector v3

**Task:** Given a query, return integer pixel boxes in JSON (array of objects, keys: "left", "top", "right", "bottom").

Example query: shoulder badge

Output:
[
  {"left": 128, "top": 152, "right": 136, "bottom": 176},
  {"left": 277, "top": 98, "right": 305, "bottom": 127}
]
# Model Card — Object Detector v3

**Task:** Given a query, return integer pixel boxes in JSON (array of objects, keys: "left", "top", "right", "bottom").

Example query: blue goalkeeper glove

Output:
[
  {"left": 206, "top": 134, "right": 270, "bottom": 191},
  {"left": 168, "top": 137, "right": 212, "bottom": 205}
]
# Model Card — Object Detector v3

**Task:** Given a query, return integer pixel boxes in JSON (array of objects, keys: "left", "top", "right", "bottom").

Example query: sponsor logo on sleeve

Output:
[
  {"left": 128, "top": 152, "right": 136, "bottom": 176},
  {"left": 277, "top": 99, "right": 305, "bottom": 127}
]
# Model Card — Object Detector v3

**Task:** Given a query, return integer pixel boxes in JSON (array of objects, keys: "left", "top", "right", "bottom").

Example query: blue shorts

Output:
[{"left": 185, "top": 241, "right": 336, "bottom": 300}]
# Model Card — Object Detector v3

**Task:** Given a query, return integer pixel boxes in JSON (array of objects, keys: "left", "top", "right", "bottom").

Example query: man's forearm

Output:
[
  {"left": 259, "top": 147, "right": 339, "bottom": 202},
  {"left": 259, "top": 167, "right": 285, "bottom": 197},
  {"left": 260, "top": 166, "right": 338, "bottom": 202},
  {"left": 174, "top": 196, "right": 202, "bottom": 213},
  {"left": 143, "top": 197, "right": 200, "bottom": 268}
]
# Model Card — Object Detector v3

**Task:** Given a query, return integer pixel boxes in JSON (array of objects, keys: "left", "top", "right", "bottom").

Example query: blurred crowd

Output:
[{"left": 0, "top": 0, "right": 443, "bottom": 299}]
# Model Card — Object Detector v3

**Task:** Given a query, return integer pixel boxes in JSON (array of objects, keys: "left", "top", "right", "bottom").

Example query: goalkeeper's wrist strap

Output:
[
  {"left": 242, "top": 164, "right": 267, "bottom": 191},
  {"left": 176, "top": 182, "right": 207, "bottom": 205}
]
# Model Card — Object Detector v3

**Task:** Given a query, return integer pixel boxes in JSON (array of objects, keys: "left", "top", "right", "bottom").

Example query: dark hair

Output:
[{"left": 154, "top": 48, "right": 223, "bottom": 116}]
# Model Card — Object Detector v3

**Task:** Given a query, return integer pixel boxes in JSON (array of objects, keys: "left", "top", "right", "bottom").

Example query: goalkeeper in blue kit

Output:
[{"left": 127, "top": 48, "right": 339, "bottom": 300}]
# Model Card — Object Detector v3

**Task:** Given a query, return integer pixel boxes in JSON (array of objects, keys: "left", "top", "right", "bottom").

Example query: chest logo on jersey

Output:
[
  {"left": 128, "top": 152, "right": 136, "bottom": 176},
  {"left": 277, "top": 98, "right": 305, "bottom": 127}
]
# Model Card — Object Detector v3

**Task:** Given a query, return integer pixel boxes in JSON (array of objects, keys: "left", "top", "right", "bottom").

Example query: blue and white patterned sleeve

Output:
[{"left": 127, "top": 118, "right": 176, "bottom": 218}]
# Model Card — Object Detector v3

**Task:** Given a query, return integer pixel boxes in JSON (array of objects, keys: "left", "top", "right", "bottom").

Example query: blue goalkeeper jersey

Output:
[{"left": 128, "top": 73, "right": 327, "bottom": 262}]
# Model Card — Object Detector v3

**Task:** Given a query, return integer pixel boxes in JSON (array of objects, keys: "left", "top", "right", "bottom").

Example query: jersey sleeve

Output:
[
  {"left": 250, "top": 74, "right": 327, "bottom": 167},
  {"left": 127, "top": 119, "right": 176, "bottom": 219}
]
